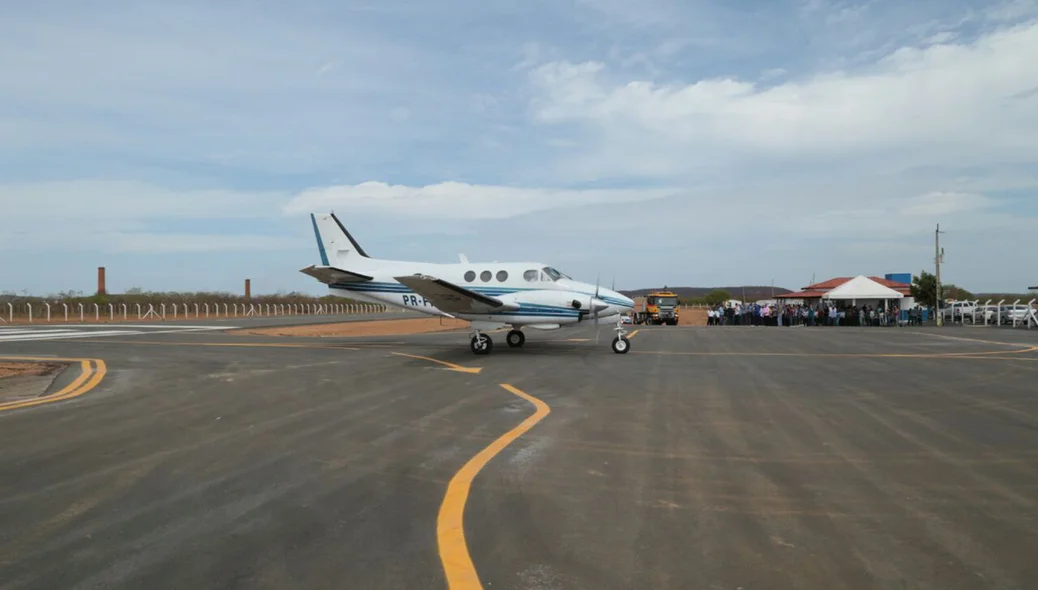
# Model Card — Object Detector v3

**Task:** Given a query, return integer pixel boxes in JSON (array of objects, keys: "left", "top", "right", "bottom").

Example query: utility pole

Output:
[{"left": 935, "top": 224, "right": 945, "bottom": 326}]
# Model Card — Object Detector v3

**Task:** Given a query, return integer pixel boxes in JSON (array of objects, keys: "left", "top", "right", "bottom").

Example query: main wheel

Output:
[
  {"left": 506, "top": 329, "right": 525, "bottom": 348},
  {"left": 611, "top": 336, "right": 631, "bottom": 354},
  {"left": 470, "top": 334, "right": 493, "bottom": 355}
]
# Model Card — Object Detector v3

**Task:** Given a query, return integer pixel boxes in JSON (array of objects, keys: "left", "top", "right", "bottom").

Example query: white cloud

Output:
[
  {"left": 0, "top": 180, "right": 286, "bottom": 221},
  {"left": 527, "top": 20, "right": 1038, "bottom": 174},
  {"left": 986, "top": 0, "right": 1038, "bottom": 22},
  {"left": 283, "top": 180, "right": 676, "bottom": 219},
  {"left": 0, "top": 180, "right": 299, "bottom": 255},
  {"left": 794, "top": 191, "right": 1020, "bottom": 240},
  {"left": 103, "top": 233, "right": 301, "bottom": 254},
  {"left": 897, "top": 192, "right": 995, "bottom": 216},
  {"left": 0, "top": 4, "right": 477, "bottom": 176},
  {"left": 575, "top": 0, "right": 678, "bottom": 28}
]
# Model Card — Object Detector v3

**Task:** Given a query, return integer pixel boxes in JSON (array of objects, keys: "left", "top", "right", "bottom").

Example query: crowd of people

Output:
[{"left": 706, "top": 301, "right": 925, "bottom": 327}]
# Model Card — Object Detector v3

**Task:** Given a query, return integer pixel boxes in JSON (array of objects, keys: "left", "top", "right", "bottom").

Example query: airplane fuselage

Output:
[{"left": 328, "top": 259, "right": 633, "bottom": 327}]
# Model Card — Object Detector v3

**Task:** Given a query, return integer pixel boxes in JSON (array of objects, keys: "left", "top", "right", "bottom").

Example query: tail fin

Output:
[{"left": 310, "top": 213, "right": 370, "bottom": 266}]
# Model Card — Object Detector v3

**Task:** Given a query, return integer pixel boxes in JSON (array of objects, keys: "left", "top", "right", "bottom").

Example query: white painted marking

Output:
[
  {"left": 0, "top": 323, "right": 234, "bottom": 343},
  {"left": 119, "top": 328, "right": 236, "bottom": 336},
  {"left": 35, "top": 324, "right": 233, "bottom": 330},
  {"left": 0, "top": 329, "right": 83, "bottom": 336},
  {"left": 0, "top": 330, "right": 141, "bottom": 342}
]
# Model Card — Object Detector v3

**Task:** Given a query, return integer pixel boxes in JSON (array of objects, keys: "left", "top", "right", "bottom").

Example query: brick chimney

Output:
[
  {"left": 245, "top": 279, "right": 252, "bottom": 301},
  {"left": 97, "top": 267, "right": 107, "bottom": 296}
]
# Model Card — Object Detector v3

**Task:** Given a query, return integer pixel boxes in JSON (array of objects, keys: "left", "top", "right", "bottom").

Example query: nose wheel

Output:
[
  {"left": 612, "top": 336, "right": 631, "bottom": 354},
  {"left": 506, "top": 329, "right": 525, "bottom": 348},
  {"left": 612, "top": 317, "right": 632, "bottom": 354},
  {"left": 470, "top": 333, "right": 493, "bottom": 355}
]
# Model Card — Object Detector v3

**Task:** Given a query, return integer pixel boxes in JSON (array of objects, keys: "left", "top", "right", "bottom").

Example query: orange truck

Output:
[{"left": 633, "top": 290, "right": 680, "bottom": 325}]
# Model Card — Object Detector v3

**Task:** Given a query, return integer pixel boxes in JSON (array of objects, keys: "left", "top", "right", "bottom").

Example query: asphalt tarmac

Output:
[{"left": 1, "top": 320, "right": 1036, "bottom": 590}]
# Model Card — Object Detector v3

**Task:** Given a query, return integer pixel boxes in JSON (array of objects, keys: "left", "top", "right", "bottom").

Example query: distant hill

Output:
[
  {"left": 974, "top": 293, "right": 1038, "bottom": 301},
  {"left": 621, "top": 286, "right": 793, "bottom": 301}
]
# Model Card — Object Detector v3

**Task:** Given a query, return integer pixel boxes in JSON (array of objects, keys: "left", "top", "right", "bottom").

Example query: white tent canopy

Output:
[{"left": 822, "top": 275, "right": 904, "bottom": 301}]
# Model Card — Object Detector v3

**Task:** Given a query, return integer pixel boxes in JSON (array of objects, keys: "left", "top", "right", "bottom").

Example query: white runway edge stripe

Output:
[
  {"left": 0, "top": 325, "right": 236, "bottom": 342},
  {"left": 0, "top": 329, "right": 81, "bottom": 335},
  {"left": 0, "top": 325, "right": 234, "bottom": 330},
  {"left": 0, "top": 330, "right": 141, "bottom": 342}
]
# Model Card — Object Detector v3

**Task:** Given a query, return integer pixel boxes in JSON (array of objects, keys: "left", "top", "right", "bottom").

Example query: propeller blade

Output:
[{"left": 594, "top": 272, "right": 601, "bottom": 343}]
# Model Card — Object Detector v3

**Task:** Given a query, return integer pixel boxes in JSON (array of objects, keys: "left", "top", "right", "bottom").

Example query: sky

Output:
[{"left": 2, "top": 0, "right": 1037, "bottom": 295}]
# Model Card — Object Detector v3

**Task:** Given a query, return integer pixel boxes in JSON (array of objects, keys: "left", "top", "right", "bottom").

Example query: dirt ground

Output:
[
  {"left": 682, "top": 309, "right": 708, "bottom": 326},
  {"left": 0, "top": 362, "right": 64, "bottom": 379},
  {"left": 234, "top": 317, "right": 471, "bottom": 338}
]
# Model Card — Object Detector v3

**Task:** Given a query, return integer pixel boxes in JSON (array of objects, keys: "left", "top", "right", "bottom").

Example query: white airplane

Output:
[{"left": 300, "top": 213, "right": 636, "bottom": 355}]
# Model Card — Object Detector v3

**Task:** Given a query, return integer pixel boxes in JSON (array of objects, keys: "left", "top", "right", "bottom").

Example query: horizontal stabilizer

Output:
[
  {"left": 394, "top": 274, "right": 519, "bottom": 315},
  {"left": 300, "top": 265, "right": 373, "bottom": 285}
]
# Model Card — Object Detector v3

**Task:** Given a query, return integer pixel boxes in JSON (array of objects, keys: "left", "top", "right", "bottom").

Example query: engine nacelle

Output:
[
  {"left": 462, "top": 289, "right": 615, "bottom": 327},
  {"left": 498, "top": 289, "right": 587, "bottom": 309}
]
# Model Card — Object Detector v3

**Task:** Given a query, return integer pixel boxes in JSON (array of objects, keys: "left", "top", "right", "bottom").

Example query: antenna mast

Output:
[{"left": 935, "top": 223, "right": 945, "bottom": 326}]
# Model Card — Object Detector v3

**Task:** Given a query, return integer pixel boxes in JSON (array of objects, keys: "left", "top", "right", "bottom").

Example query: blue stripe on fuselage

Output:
[{"left": 329, "top": 281, "right": 631, "bottom": 308}]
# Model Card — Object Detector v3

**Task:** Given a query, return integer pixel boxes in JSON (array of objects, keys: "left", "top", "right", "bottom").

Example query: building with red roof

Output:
[{"left": 776, "top": 275, "right": 912, "bottom": 303}]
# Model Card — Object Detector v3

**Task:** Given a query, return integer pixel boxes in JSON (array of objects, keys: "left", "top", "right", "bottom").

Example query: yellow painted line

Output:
[
  {"left": 438, "top": 383, "right": 551, "bottom": 589},
  {"left": 565, "top": 338, "right": 590, "bottom": 342},
  {"left": 0, "top": 358, "right": 107, "bottom": 412},
  {"left": 941, "top": 345, "right": 1038, "bottom": 357},
  {"left": 390, "top": 352, "right": 482, "bottom": 374},
  {"left": 626, "top": 329, "right": 640, "bottom": 339}
]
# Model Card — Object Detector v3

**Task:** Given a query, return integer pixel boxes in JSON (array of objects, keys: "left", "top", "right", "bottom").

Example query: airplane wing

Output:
[
  {"left": 300, "top": 265, "right": 373, "bottom": 284},
  {"left": 394, "top": 274, "right": 519, "bottom": 315}
]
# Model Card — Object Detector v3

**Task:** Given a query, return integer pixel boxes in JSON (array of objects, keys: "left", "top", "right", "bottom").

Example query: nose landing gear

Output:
[
  {"left": 612, "top": 317, "right": 631, "bottom": 354},
  {"left": 470, "top": 331, "right": 493, "bottom": 355}
]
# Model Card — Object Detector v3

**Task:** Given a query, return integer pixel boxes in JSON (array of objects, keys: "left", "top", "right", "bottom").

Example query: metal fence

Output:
[
  {"left": 0, "top": 301, "right": 398, "bottom": 324},
  {"left": 939, "top": 298, "right": 1038, "bottom": 329}
]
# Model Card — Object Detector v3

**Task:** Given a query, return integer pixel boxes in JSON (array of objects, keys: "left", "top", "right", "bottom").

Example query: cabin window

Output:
[
  {"left": 464, "top": 271, "right": 476, "bottom": 282},
  {"left": 496, "top": 270, "right": 508, "bottom": 282},
  {"left": 523, "top": 269, "right": 539, "bottom": 282},
  {"left": 480, "top": 270, "right": 492, "bottom": 282},
  {"left": 541, "top": 267, "right": 570, "bottom": 281}
]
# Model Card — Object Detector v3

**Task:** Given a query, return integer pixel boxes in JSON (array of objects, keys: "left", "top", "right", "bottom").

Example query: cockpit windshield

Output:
[{"left": 541, "top": 267, "right": 570, "bottom": 281}]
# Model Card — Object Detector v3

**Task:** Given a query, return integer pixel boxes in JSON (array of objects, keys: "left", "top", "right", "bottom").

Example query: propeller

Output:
[{"left": 594, "top": 273, "right": 601, "bottom": 344}]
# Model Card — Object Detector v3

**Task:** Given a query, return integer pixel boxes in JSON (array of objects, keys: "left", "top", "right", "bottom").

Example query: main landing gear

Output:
[
  {"left": 506, "top": 329, "right": 526, "bottom": 348},
  {"left": 471, "top": 328, "right": 523, "bottom": 355}
]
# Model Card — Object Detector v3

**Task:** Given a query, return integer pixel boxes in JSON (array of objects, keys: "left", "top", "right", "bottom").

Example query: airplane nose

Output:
[{"left": 613, "top": 291, "right": 634, "bottom": 309}]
